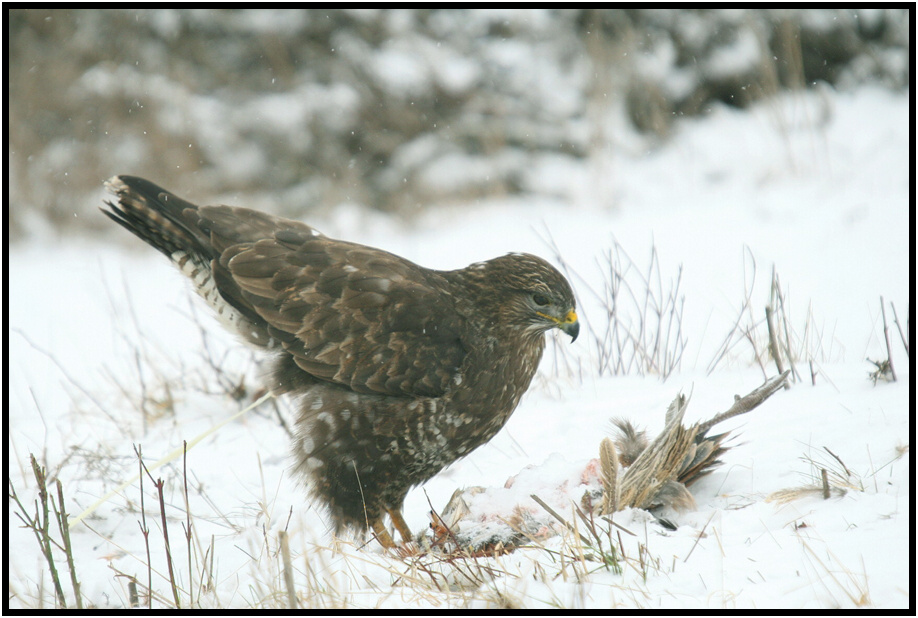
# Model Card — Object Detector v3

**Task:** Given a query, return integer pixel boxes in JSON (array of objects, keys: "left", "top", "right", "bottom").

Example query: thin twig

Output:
[
  {"left": 54, "top": 480, "right": 83, "bottom": 609},
  {"left": 708, "top": 247, "right": 758, "bottom": 375},
  {"left": 134, "top": 444, "right": 153, "bottom": 609},
  {"left": 155, "top": 477, "right": 181, "bottom": 608},
  {"left": 183, "top": 441, "right": 194, "bottom": 608},
  {"left": 889, "top": 301, "right": 909, "bottom": 357},
  {"left": 823, "top": 446, "right": 851, "bottom": 477},
  {"left": 765, "top": 305, "right": 786, "bottom": 379},
  {"left": 30, "top": 455, "right": 67, "bottom": 607},
  {"left": 879, "top": 296, "right": 897, "bottom": 382},
  {"left": 13, "top": 329, "right": 121, "bottom": 426},
  {"left": 772, "top": 268, "right": 801, "bottom": 383}
]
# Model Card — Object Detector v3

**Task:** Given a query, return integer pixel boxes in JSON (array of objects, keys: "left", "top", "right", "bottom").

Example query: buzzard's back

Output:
[{"left": 104, "top": 175, "right": 468, "bottom": 397}]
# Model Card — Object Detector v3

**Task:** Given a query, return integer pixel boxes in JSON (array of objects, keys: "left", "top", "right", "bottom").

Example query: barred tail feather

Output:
[
  {"left": 102, "top": 175, "right": 275, "bottom": 348},
  {"left": 101, "top": 175, "right": 214, "bottom": 263}
]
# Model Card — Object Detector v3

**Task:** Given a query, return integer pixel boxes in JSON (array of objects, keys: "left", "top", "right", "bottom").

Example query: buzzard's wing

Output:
[{"left": 199, "top": 206, "right": 468, "bottom": 398}]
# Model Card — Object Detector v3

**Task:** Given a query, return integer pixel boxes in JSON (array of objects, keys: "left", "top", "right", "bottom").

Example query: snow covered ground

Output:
[{"left": 8, "top": 85, "right": 911, "bottom": 609}]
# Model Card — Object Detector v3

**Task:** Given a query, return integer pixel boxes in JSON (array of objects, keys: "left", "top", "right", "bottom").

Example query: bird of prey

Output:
[{"left": 103, "top": 175, "right": 579, "bottom": 547}]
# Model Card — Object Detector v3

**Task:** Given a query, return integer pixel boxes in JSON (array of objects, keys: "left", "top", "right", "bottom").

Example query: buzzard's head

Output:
[{"left": 465, "top": 253, "right": 579, "bottom": 343}]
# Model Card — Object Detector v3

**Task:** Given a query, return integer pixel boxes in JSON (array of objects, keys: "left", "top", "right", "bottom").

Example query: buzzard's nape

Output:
[{"left": 103, "top": 175, "right": 579, "bottom": 549}]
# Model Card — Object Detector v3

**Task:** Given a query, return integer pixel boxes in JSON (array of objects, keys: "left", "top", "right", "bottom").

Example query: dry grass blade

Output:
[
  {"left": 530, "top": 494, "right": 593, "bottom": 548},
  {"left": 69, "top": 390, "right": 274, "bottom": 529},
  {"left": 278, "top": 531, "right": 298, "bottom": 609},
  {"left": 879, "top": 296, "right": 897, "bottom": 382},
  {"left": 682, "top": 511, "right": 715, "bottom": 564}
]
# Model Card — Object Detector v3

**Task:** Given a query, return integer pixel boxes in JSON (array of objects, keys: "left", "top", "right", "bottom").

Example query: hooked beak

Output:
[
  {"left": 537, "top": 309, "right": 580, "bottom": 342},
  {"left": 559, "top": 310, "right": 580, "bottom": 342}
]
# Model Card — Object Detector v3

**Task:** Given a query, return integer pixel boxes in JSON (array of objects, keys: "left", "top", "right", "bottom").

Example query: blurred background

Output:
[{"left": 7, "top": 8, "right": 910, "bottom": 240}]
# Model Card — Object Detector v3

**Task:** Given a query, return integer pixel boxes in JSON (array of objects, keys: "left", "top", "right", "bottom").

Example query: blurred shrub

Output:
[{"left": 8, "top": 9, "right": 909, "bottom": 238}]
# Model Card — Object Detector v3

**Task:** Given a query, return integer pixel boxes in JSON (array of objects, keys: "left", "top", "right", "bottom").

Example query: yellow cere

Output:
[{"left": 537, "top": 310, "right": 578, "bottom": 325}]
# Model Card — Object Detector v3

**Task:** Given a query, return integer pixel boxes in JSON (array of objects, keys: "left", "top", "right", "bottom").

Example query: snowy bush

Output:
[{"left": 8, "top": 8, "right": 910, "bottom": 237}]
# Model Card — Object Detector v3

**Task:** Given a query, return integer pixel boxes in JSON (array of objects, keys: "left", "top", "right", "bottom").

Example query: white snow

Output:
[{"left": 8, "top": 85, "right": 910, "bottom": 610}]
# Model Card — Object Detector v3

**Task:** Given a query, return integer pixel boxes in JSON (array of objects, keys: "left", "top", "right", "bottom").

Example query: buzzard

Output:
[{"left": 103, "top": 175, "right": 579, "bottom": 547}]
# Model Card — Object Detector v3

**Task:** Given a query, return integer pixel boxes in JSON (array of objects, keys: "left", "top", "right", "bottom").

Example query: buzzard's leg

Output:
[
  {"left": 371, "top": 519, "right": 397, "bottom": 548},
  {"left": 387, "top": 508, "right": 414, "bottom": 544}
]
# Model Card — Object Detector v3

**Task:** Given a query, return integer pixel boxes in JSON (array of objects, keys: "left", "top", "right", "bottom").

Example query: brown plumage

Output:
[{"left": 102, "top": 175, "right": 579, "bottom": 547}]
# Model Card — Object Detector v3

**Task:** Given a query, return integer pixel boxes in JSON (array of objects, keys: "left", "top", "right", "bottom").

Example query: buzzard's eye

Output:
[{"left": 532, "top": 293, "right": 550, "bottom": 307}]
